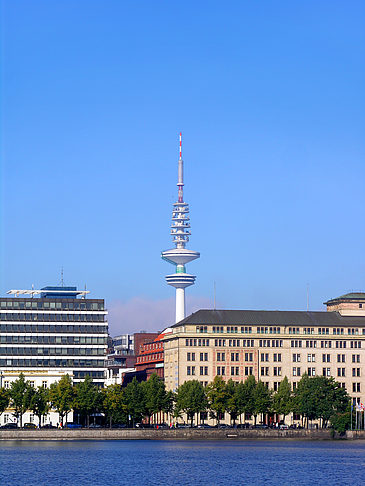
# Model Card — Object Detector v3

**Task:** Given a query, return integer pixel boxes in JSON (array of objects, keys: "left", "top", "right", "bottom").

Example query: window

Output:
[
  {"left": 352, "top": 354, "right": 360, "bottom": 363},
  {"left": 273, "top": 367, "right": 282, "bottom": 376},
  {"left": 261, "top": 353, "right": 269, "bottom": 362},
  {"left": 307, "top": 354, "right": 316, "bottom": 363},
  {"left": 187, "top": 352, "right": 195, "bottom": 361},
  {"left": 217, "top": 366, "right": 225, "bottom": 376},
  {"left": 187, "top": 366, "right": 195, "bottom": 376},
  {"left": 4, "top": 381, "right": 9, "bottom": 389},
  {"left": 308, "top": 367, "right": 316, "bottom": 376},
  {"left": 231, "top": 352, "right": 239, "bottom": 362},
  {"left": 337, "top": 368, "right": 345, "bottom": 377},
  {"left": 200, "top": 352, "right": 208, "bottom": 361},
  {"left": 291, "top": 340, "right": 302, "bottom": 348},
  {"left": 231, "top": 366, "right": 239, "bottom": 376},
  {"left": 273, "top": 353, "right": 281, "bottom": 362},
  {"left": 352, "top": 368, "right": 361, "bottom": 377},
  {"left": 261, "top": 367, "right": 269, "bottom": 376},
  {"left": 273, "top": 382, "right": 280, "bottom": 391},
  {"left": 337, "top": 354, "right": 346, "bottom": 363},
  {"left": 322, "top": 354, "right": 330, "bottom": 363},
  {"left": 306, "top": 341, "right": 317, "bottom": 348},
  {"left": 42, "top": 381, "right": 47, "bottom": 388},
  {"left": 353, "top": 383, "right": 361, "bottom": 393},
  {"left": 245, "top": 366, "right": 253, "bottom": 376},
  {"left": 217, "top": 352, "right": 225, "bottom": 361},
  {"left": 293, "top": 353, "right": 301, "bottom": 363},
  {"left": 244, "top": 352, "right": 253, "bottom": 362},
  {"left": 200, "top": 366, "right": 208, "bottom": 376},
  {"left": 293, "top": 367, "right": 301, "bottom": 377},
  {"left": 322, "top": 368, "right": 331, "bottom": 377},
  {"left": 29, "top": 381, "right": 35, "bottom": 388}
]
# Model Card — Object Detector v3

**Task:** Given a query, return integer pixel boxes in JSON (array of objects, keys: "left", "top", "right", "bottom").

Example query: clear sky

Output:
[{"left": 1, "top": 1, "right": 364, "bottom": 335}]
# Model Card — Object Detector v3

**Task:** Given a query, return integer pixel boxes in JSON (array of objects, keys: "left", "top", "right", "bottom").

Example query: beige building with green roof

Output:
[{"left": 162, "top": 292, "right": 365, "bottom": 419}]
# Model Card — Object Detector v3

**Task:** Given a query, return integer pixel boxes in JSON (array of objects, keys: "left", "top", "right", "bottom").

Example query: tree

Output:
[
  {"left": 175, "top": 380, "right": 207, "bottom": 426},
  {"left": 206, "top": 376, "right": 228, "bottom": 425},
  {"left": 9, "top": 373, "right": 34, "bottom": 427},
  {"left": 74, "top": 375, "right": 100, "bottom": 427},
  {"left": 30, "top": 387, "right": 50, "bottom": 427},
  {"left": 102, "top": 385, "right": 127, "bottom": 427},
  {"left": 272, "top": 376, "right": 292, "bottom": 423},
  {"left": 142, "top": 374, "right": 168, "bottom": 424},
  {"left": 226, "top": 379, "right": 240, "bottom": 425},
  {"left": 253, "top": 380, "right": 272, "bottom": 425},
  {"left": 0, "top": 387, "right": 10, "bottom": 416},
  {"left": 236, "top": 375, "right": 257, "bottom": 422},
  {"left": 313, "top": 376, "right": 350, "bottom": 428},
  {"left": 123, "top": 378, "right": 146, "bottom": 426},
  {"left": 49, "top": 374, "right": 74, "bottom": 425}
]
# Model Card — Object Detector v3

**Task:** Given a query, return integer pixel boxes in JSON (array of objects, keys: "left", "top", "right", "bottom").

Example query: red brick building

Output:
[{"left": 135, "top": 333, "right": 165, "bottom": 379}]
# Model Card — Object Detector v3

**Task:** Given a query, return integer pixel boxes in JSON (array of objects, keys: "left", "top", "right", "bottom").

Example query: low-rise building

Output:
[{"left": 162, "top": 293, "right": 365, "bottom": 410}]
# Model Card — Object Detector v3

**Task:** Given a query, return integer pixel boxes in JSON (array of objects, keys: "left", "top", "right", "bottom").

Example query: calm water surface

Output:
[{"left": 1, "top": 440, "right": 365, "bottom": 486}]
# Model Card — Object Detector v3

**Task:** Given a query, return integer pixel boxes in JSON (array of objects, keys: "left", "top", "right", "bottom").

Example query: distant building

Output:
[
  {"left": 105, "top": 332, "right": 160, "bottom": 385},
  {"left": 135, "top": 333, "right": 166, "bottom": 379},
  {"left": 0, "top": 285, "right": 108, "bottom": 426},
  {"left": 162, "top": 292, "right": 365, "bottom": 420}
]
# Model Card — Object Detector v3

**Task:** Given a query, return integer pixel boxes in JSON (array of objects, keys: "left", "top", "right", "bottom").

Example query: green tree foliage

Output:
[
  {"left": 225, "top": 379, "right": 240, "bottom": 424},
  {"left": 206, "top": 376, "right": 228, "bottom": 424},
  {"left": 294, "top": 374, "right": 350, "bottom": 428},
  {"left": 236, "top": 375, "right": 257, "bottom": 421},
  {"left": 175, "top": 380, "right": 207, "bottom": 426},
  {"left": 124, "top": 378, "right": 146, "bottom": 426},
  {"left": 253, "top": 380, "right": 272, "bottom": 424},
  {"left": 49, "top": 374, "right": 74, "bottom": 425},
  {"left": 142, "top": 374, "right": 169, "bottom": 423},
  {"left": 272, "top": 376, "right": 292, "bottom": 421},
  {"left": 0, "top": 387, "right": 10, "bottom": 415},
  {"left": 30, "top": 387, "right": 50, "bottom": 427},
  {"left": 102, "top": 385, "right": 126, "bottom": 426},
  {"left": 9, "top": 373, "right": 34, "bottom": 427},
  {"left": 74, "top": 375, "right": 100, "bottom": 427}
]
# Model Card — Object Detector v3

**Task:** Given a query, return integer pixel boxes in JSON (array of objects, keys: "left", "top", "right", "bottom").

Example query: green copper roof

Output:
[{"left": 324, "top": 292, "right": 365, "bottom": 305}]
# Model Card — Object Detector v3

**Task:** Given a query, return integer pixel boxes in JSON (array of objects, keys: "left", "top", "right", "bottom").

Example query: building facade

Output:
[
  {"left": 162, "top": 293, "right": 365, "bottom": 409},
  {"left": 0, "top": 286, "right": 108, "bottom": 425},
  {"left": 135, "top": 333, "right": 165, "bottom": 379}
]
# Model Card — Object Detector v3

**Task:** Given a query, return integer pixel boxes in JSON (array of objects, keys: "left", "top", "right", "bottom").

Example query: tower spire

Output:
[
  {"left": 178, "top": 132, "right": 184, "bottom": 203},
  {"left": 162, "top": 133, "right": 200, "bottom": 323}
]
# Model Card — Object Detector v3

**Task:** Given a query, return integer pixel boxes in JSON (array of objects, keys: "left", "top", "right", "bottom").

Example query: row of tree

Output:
[{"left": 0, "top": 373, "right": 350, "bottom": 430}]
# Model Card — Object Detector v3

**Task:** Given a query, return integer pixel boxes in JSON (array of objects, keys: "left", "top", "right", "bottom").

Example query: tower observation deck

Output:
[{"left": 162, "top": 133, "right": 200, "bottom": 323}]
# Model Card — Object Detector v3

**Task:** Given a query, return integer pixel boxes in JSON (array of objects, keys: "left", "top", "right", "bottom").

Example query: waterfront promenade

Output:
[{"left": 1, "top": 428, "right": 364, "bottom": 440}]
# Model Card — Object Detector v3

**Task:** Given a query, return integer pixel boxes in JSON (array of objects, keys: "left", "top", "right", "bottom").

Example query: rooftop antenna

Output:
[
  {"left": 60, "top": 267, "right": 64, "bottom": 287},
  {"left": 83, "top": 283, "right": 87, "bottom": 299},
  {"left": 214, "top": 281, "right": 216, "bottom": 310}
]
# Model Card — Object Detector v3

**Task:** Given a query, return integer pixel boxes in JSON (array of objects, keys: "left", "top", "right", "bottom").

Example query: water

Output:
[{"left": 1, "top": 440, "right": 365, "bottom": 486}]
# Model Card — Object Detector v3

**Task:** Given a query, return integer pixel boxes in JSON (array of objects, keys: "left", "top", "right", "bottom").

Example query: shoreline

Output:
[{"left": 1, "top": 429, "right": 364, "bottom": 441}]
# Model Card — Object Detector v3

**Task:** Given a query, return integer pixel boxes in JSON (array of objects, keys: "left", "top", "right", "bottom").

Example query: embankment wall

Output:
[{"left": 1, "top": 428, "right": 363, "bottom": 440}]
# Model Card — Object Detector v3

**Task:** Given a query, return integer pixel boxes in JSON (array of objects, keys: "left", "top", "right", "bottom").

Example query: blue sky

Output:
[{"left": 1, "top": 1, "right": 364, "bottom": 334}]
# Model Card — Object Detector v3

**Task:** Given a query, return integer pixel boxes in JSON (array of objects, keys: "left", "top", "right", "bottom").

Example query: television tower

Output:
[{"left": 162, "top": 133, "right": 200, "bottom": 323}]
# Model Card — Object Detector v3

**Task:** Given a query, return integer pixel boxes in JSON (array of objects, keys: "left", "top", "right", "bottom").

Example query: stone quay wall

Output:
[{"left": 0, "top": 428, "right": 363, "bottom": 440}]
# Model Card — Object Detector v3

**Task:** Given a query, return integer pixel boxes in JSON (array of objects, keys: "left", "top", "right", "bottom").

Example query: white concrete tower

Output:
[{"left": 162, "top": 133, "right": 200, "bottom": 323}]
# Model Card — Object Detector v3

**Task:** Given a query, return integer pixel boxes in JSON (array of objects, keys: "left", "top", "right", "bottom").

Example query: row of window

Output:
[
  {"left": 0, "top": 358, "right": 105, "bottom": 367},
  {"left": 0, "top": 347, "right": 105, "bottom": 356},
  {"left": 0, "top": 324, "right": 107, "bottom": 333},
  {"left": 0, "top": 300, "right": 104, "bottom": 310},
  {"left": 0, "top": 335, "right": 107, "bottom": 344},
  {"left": 2, "top": 370, "right": 105, "bottom": 388},
  {"left": 195, "top": 325, "right": 365, "bottom": 335},
  {"left": 291, "top": 340, "right": 362, "bottom": 349},
  {"left": 0, "top": 314, "right": 105, "bottom": 322}
]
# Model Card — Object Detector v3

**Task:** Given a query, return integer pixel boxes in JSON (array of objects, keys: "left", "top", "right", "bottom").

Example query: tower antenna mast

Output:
[{"left": 162, "top": 133, "right": 200, "bottom": 323}]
